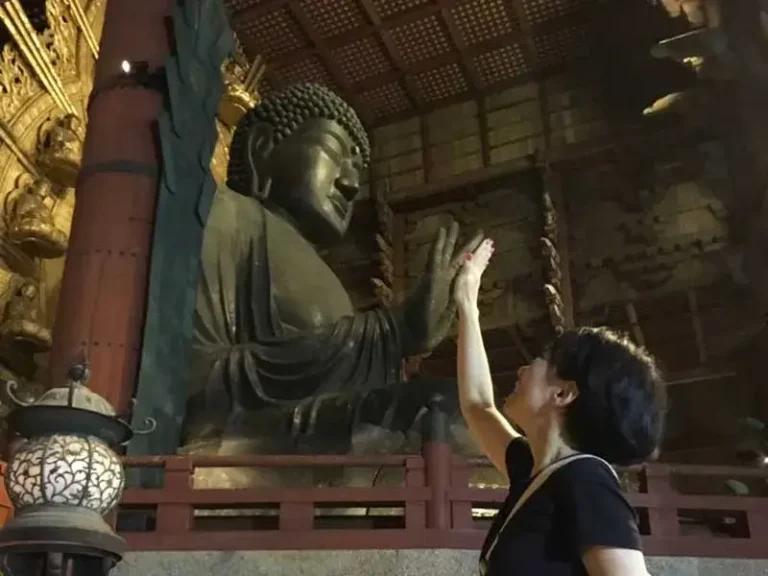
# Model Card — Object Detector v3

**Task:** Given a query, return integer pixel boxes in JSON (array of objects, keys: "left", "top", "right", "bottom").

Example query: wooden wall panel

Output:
[
  {"left": 566, "top": 142, "right": 736, "bottom": 313},
  {"left": 401, "top": 179, "right": 546, "bottom": 329}
]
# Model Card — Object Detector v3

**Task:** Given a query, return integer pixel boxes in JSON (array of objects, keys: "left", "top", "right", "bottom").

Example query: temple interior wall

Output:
[{"left": 366, "top": 77, "right": 740, "bottom": 335}]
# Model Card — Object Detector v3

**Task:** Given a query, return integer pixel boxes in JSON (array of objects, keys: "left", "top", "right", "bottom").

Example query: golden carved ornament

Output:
[
  {"left": 40, "top": 0, "right": 79, "bottom": 83},
  {"left": 0, "top": 0, "right": 77, "bottom": 115},
  {"left": 658, "top": 0, "right": 720, "bottom": 28},
  {"left": 37, "top": 113, "right": 84, "bottom": 188},
  {"left": 371, "top": 277, "right": 394, "bottom": 307},
  {"left": 0, "top": 277, "right": 51, "bottom": 352},
  {"left": 0, "top": 42, "right": 43, "bottom": 122},
  {"left": 3, "top": 173, "right": 68, "bottom": 259},
  {"left": 543, "top": 283, "right": 565, "bottom": 335},
  {"left": 210, "top": 121, "right": 232, "bottom": 185},
  {"left": 218, "top": 48, "right": 264, "bottom": 129},
  {"left": 643, "top": 91, "right": 689, "bottom": 117},
  {"left": 212, "top": 43, "right": 266, "bottom": 182}
]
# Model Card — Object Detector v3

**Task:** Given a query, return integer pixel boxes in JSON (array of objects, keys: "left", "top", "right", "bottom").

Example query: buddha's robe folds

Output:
[{"left": 182, "top": 186, "right": 403, "bottom": 447}]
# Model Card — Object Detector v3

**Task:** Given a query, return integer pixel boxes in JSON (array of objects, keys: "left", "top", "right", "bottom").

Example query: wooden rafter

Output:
[
  {"left": 436, "top": 0, "right": 481, "bottom": 91},
  {"left": 356, "top": 0, "right": 424, "bottom": 108},
  {"left": 228, "top": 0, "right": 605, "bottom": 122},
  {"left": 287, "top": 2, "right": 372, "bottom": 123},
  {"left": 510, "top": 0, "right": 542, "bottom": 73}
]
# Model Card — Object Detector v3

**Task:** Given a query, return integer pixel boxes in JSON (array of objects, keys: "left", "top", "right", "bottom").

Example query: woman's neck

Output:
[{"left": 527, "top": 420, "right": 578, "bottom": 476}]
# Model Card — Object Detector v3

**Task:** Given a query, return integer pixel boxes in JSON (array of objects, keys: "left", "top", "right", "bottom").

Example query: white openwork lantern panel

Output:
[{"left": 6, "top": 433, "right": 125, "bottom": 515}]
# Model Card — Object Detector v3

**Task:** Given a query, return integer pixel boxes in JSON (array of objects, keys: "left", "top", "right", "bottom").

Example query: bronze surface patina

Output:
[{"left": 181, "top": 83, "right": 480, "bottom": 470}]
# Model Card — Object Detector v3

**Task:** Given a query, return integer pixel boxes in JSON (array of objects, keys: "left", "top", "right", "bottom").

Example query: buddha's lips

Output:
[{"left": 331, "top": 195, "right": 349, "bottom": 219}]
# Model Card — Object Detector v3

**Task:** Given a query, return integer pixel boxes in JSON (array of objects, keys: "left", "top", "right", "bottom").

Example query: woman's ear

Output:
[
  {"left": 554, "top": 380, "right": 579, "bottom": 407},
  {"left": 246, "top": 122, "right": 275, "bottom": 200}
]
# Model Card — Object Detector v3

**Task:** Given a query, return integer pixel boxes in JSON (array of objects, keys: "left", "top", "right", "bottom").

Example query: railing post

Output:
[
  {"left": 422, "top": 394, "right": 451, "bottom": 530},
  {"left": 279, "top": 502, "right": 314, "bottom": 532},
  {"left": 405, "top": 456, "right": 427, "bottom": 530},
  {"left": 155, "top": 458, "right": 193, "bottom": 533},
  {"left": 644, "top": 463, "right": 678, "bottom": 537},
  {"left": 747, "top": 508, "right": 768, "bottom": 542},
  {"left": 450, "top": 456, "right": 473, "bottom": 529}
]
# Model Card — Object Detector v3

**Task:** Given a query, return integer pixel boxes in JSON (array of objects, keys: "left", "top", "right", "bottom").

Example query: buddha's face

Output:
[{"left": 266, "top": 118, "right": 363, "bottom": 245}]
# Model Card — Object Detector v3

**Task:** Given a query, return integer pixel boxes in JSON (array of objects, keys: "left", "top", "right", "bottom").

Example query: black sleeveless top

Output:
[{"left": 480, "top": 439, "right": 642, "bottom": 575}]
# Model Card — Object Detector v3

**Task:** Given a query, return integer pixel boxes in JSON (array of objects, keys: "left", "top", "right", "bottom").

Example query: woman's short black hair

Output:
[{"left": 545, "top": 326, "right": 666, "bottom": 466}]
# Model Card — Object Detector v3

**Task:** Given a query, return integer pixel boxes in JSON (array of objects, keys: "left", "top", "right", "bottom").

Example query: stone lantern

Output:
[{"left": 0, "top": 356, "right": 155, "bottom": 575}]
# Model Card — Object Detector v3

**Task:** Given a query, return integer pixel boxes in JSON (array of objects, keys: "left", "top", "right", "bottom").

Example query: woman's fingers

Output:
[
  {"left": 472, "top": 238, "right": 494, "bottom": 271},
  {"left": 462, "top": 238, "right": 494, "bottom": 276}
]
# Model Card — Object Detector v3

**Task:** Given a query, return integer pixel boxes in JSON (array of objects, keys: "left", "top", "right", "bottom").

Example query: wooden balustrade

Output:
[
  {"left": 0, "top": 462, "right": 13, "bottom": 528},
  {"left": 118, "top": 448, "right": 768, "bottom": 557}
]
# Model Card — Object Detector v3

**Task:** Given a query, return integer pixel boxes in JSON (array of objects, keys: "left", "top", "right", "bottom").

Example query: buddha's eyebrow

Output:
[
  {"left": 325, "top": 129, "right": 351, "bottom": 154},
  {"left": 305, "top": 125, "right": 359, "bottom": 158}
]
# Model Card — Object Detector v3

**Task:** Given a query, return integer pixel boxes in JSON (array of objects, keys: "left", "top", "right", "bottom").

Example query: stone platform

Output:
[{"left": 114, "top": 550, "right": 768, "bottom": 576}]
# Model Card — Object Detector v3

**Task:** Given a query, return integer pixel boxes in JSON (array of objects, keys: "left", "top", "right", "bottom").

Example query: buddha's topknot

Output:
[{"left": 226, "top": 83, "right": 370, "bottom": 195}]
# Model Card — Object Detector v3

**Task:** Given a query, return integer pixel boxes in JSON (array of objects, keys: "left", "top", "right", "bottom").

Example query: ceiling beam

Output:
[
  {"left": 510, "top": 0, "right": 541, "bottom": 72},
  {"left": 235, "top": 1, "right": 597, "bottom": 118},
  {"left": 350, "top": 30, "right": 527, "bottom": 94},
  {"left": 436, "top": 0, "right": 483, "bottom": 91},
  {"left": 356, "top": 0, "right": 423, "bottom": 109},
  {"left": 285, "top": 3, "right": 372, "bottom": 123}
]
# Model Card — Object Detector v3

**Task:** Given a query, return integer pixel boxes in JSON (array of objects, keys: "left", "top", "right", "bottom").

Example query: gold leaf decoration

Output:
[{"left": 0, "top": 43, "right": 42, "bottom": 121}]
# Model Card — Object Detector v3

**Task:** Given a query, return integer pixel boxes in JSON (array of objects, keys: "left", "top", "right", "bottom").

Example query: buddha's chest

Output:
[{"left": 267, "top": 217, "right": 354, "bottom": 331}]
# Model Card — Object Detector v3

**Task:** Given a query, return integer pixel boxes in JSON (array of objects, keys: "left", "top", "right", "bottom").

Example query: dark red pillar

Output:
[
  {"left": 423, "top": 395, "right": 451, "bottom": 530},
  {"left": 48, "top": 0, "right": 173, "bottom": 413}
]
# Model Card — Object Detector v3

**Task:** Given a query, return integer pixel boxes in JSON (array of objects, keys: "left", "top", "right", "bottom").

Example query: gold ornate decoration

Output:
[
  {"left": 0, "top": 0, "right": 105, "bottom": 385},
  {"left": 0, "top": 42, "right": 43, "bottom": 122},
  {"left": 63, "top": 0, "right": 99, "bottom": 59},
  {"left": 218, "top": 41, "right": 264, "bottom": 129},
  {"left": 0, "top": 121, "right": 39, "bottom": 177},
  {"left": 0, "top": 278, "right": 51, "bottom": 352},
  {"left": 209, "top": 120, "right": 232, "bottom": 185},
  {"left": 540, "top": 170, "right": 566, "bottom": 335},
  {"left": 37, "top": 114, "right": 84, "bottom": 188},
  {"left": 3, "top": 174, "right": 68, "bottom": 259},
  {"left": 40, "top": 0, "right": 81, "bottom": 85},
  {"left": 0, "top": 0, "right": 77, "bottom": 115},
  {"left": 643, "top": 91, "right": 688, "bottom": 116},
  {"left": 658, "top": 0, "right": 721, "bottom": 28},
  {"left": 371, "top": 187, "right": 395, "bottom": 307}
]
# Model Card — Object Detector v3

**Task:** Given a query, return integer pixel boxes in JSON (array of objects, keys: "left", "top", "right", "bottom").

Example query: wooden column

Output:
[{"left": 47, "top": 0, "right": 173, "bottom": 412}]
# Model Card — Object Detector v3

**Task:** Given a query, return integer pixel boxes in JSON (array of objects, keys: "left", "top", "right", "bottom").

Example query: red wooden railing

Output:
[
  {"left": 0, "top": 462, "right": 13, "bottom": 528},
  {"left": 118, "top": 440, "right": 768, "bottom": 558}
]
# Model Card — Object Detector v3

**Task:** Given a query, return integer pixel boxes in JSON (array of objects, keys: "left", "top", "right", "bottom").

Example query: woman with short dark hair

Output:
[{"left": 454, "top": 239, "right": 665, "bottom": 576}]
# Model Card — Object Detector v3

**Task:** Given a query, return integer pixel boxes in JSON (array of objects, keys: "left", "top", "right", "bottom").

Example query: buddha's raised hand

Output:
[{"left": 399, "top": 222, "right": 483, "bottom": 355}]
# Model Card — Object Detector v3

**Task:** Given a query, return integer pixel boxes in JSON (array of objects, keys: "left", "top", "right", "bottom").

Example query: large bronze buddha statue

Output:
[{"left": 181, "top": 83, "right": 480, "bottom": 461}]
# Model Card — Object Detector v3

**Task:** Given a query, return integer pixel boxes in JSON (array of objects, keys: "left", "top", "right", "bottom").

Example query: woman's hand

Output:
[{"left": 453, "top": 238, "right": 494, "bottom": 313}]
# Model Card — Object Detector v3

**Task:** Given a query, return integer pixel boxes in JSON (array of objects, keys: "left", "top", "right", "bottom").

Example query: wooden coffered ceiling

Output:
[{"left": 224, "top": 0, "right": 675, "bottom": 125}]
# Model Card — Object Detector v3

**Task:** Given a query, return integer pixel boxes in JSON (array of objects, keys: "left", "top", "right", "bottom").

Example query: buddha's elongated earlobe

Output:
[{"left": 246, "top": 122, "right": 275, "bottom": 200}]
